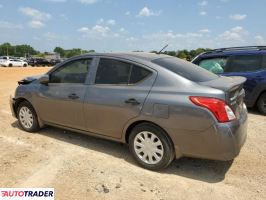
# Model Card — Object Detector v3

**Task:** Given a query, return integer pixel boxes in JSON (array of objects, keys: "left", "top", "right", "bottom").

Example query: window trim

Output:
[
  {"left": 94, "top": 57, "right": 153, "bottom": 86},
  {"left": 49, "top": 58, "right": 93, "bottom": 84}
]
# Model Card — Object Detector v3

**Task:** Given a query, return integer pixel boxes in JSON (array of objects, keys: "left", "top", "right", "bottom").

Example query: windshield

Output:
[{"left": 152, "top": 57, "right": 218, "bottom": 82}]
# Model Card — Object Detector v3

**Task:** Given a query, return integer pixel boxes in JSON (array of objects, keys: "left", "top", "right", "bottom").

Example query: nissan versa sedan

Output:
[{"left": 10, "top": 53, "right": 248, "bottom": 170}]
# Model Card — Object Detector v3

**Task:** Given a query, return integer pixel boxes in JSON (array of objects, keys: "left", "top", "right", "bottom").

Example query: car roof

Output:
[
  {"left": 74, "top": 52, "right": 172, "bottom": 62},
  {"left": 197, "top": 46, "right": 266, "bottom": 58},
  {"left": 200, "top": 50, "right": 266, "bottom": 58}
]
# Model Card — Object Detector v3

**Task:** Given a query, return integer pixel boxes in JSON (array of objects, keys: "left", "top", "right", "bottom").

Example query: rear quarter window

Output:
[
  {"left": 129, "top": 66, "right": 151, "bottom": 84},
  {"left": 152, "top": 57, "right": 218, "bottom": 82}
]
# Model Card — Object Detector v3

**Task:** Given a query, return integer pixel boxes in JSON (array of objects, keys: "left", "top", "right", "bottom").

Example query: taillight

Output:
[{"left": 189, "top": 96, "right": 236, "bottom": 122}]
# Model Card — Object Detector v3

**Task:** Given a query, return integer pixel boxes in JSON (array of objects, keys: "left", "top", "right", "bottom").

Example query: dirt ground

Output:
[{"left": 0, "top": 67, "right": 265, "bottom": 200}]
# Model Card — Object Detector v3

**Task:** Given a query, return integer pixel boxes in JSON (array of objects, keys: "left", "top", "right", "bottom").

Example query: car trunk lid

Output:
[{"left": 198, "top": 76, "right": 246, "bottom": 118}]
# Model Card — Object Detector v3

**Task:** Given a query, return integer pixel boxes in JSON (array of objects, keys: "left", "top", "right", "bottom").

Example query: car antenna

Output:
[{"left": 158, "top": 44, "right": 169, "bottom": 54}]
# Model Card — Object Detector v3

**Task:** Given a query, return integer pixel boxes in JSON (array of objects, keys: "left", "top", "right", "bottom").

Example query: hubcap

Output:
[
  {"left": 134, "top": 131, "right": 164, "bottom": 165},
  {"left": 19, "top": 106, "right": 33, "bottom": 129}
]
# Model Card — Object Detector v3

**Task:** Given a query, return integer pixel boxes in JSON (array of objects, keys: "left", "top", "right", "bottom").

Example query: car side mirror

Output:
[{"left": 39, "top": 75, "right": 49, "bottom": 85}]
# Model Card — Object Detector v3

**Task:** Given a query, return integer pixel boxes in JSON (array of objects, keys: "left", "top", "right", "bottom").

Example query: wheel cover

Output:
[
  {"left": 19, "top": 106, "right": 33, "bottom": 129},
  {"left": 134, "top": 131, "right": 164, "bottom": 165}
]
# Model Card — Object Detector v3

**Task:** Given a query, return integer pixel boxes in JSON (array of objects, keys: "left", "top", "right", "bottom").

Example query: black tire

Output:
[
  {"left": 129, "top": 123, "right": 175, "bottom": 170},
  {"left": 23, "top": 64, "right": 27, "bottom": 67},
  {"left": 9, "top": 63, "right": 12, "bottom": 67},
  {"left": 17, "top": 101, "right": 40, "bottom": 132},
  {"left": 257, "top": 92, "right": 266, "bottom": 115}
]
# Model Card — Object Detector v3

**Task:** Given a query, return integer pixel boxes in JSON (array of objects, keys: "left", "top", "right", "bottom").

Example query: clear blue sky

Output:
[{"left": 0, "top": 0, "right": 265, "bottom": 52}]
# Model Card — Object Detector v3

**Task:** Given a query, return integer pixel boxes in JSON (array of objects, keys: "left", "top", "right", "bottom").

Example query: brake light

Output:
[{"left": 189, "top": 96, "right": 236, "bottom": 122}]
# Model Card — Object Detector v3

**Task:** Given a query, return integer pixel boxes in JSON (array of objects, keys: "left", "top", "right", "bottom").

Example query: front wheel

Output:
[
  {"left": 17, "top": 101, "right": 40, "bottom": 132},
  {"left": 257, "top": 93, "right": 266, "bottom": 115},
  {"left": 129, "top": 123, "right": 174, "bottom": 170}
]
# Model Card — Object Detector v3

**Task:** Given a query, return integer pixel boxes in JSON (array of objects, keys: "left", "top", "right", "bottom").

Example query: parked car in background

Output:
[
  {"left": 50, "top": 58, "right": 62, "bottom": 66},
  {"left": 0, "top": 56, "right": 14, "bottom": 64},
  {"left": 10, "top": 53, "right": 247, "bottom": 170},
  {"left": 1, "top": 59, "right": 28, "bottom": 67},
  {"left": 19, "top": 57, "right": 27, "bottom": 62},
  {"left": 0, "top": 56, "right": 11, "bottom": 61},
  {"left": 192, "top": 46, "right": 266, "bottom": 115},
  {"left": 27, "top": 58, "right": 51, "bottom": 67}
]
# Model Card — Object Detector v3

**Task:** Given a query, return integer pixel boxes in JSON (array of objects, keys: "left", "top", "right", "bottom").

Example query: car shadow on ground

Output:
[
  {"left": 247, "top": 108, "right": 263, "bottom": 116},
  {"left": 11, "top": 121, "right": 233, "bottom": 183}
]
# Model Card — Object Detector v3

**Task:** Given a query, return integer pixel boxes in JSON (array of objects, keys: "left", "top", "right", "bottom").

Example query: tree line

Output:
[
  {"left": 0, "top": 43, "right": 39, "bottom": 57},
  {"left": 151, "top": 48, "right": 211, "bottom": 61},
  {"left": 53, "top": 47, "right": 95, "bottom": 58},
  {"left": 0, "top": 43, "right": 210, "bottom": 60}
]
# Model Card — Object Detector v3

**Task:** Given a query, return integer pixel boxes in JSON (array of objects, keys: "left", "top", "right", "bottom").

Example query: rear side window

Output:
[
  {"left": 226, "top": 55, "right": 264, "bottom": 72},
  {"left": 129, "top": 66, "right": 151, "bottom": 84},
  {"left": 152, "top": 57, "right": 218, "bottom": 82},
  {"left": 95, "top": 58, "right": 152, "bottom": 85}
]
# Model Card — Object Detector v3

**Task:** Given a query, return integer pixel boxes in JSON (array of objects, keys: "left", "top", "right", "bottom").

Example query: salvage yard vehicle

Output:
[
  {"left": 1, "top": 58, "right": 28, "bottom": 67},
  {"left": 27, "top": 58, "right": 51, "bottom": 67},
  {"left": 10, "top": 53, "right": 248, "bottom": 170},
  {"left": 192, "top": 46, "right": 266, "bottom": 115}
]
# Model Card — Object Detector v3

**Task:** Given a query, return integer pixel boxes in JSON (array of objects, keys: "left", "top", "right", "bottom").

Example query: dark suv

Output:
[{"left": 192, "top": 46, "right": 266, "bottom": 115}]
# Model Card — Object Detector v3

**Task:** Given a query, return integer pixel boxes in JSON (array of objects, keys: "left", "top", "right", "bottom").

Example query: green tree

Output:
[
  {"left": 0, "top": 43, "right": 11, "bottom": 56},
  {"left": 54, "top": 47, "right": 65, "bottom": 57},
  {"left": 0, "top": 43, "right": 39, "bottom": 57},
  {"left": 177, "top": 51, "right": 187, "bottom": 59}
]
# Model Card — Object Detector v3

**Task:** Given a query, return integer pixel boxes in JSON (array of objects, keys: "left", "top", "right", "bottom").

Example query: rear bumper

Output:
[
  {"left": 168, "top": 104, "right": 248, "bottom": 161},
  {"left": 9, "top": 95, "right": 17, "bottom": 118},
  {"left": 214, "top": 105, "right": 248, "bottom": 160}
]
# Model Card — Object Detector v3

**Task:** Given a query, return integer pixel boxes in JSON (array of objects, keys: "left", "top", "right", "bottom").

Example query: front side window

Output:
[
  {"left": 50, "top": 59, "right": 92, "bottom": 83},
  {"left": 95, "top": 58, "right": 152, "bottom": 85},
  {"left": 199, "top": 57, "right": 228, "bottom": 74},
  {"left": 226, "top": 55, "right": 263, "bottom": 72}
]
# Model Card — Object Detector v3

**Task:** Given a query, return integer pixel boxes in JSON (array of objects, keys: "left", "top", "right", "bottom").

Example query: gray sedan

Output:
[{"left": 10, "top": 53, "right": 248, "bottom": 170}]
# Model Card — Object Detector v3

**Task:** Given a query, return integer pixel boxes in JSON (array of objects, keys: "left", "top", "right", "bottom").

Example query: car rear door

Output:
[
  {"left": 83, "top": 57, "right": 157, "bottom": 139},
  {"left": 35, "top": 58, "right": 94, "bottom": 130}
]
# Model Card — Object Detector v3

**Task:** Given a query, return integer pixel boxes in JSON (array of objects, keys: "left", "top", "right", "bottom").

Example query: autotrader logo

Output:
[{"left": 0, "top": 188, "right": 54, "bottom": 200}]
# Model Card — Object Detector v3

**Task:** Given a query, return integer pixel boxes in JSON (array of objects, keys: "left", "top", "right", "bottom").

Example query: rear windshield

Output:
[{"left": 152, "top": 57, "right": 218, "bottom": 82}]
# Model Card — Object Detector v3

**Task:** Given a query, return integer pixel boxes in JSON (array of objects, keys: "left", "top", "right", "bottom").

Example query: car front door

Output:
[
  {"left": 83, "top": 57, "right": 157, "bottom": 139},
  {"left": 35, "top": 58, "right": 94, "bottom": 130}
]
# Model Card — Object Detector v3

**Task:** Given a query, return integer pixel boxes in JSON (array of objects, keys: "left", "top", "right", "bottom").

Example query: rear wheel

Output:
[
  {"left": 8, "top": 63, "right": 12, "bottom": 67},
  {"left": 23, "top": 64, "right": 27, "bottom": 67},
  {"left": 17, "top": 101, "right": 40, "bottom": 132},
  {"left": 129, "top": 123, "right": 174, "bottom": 170},
  {"left": 257, "top": 92, "right": 266, "bottom": 115}
]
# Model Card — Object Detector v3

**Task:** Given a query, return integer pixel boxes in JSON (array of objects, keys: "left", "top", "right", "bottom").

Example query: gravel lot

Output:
[{"left": 0, "top": 67, "right": 265, "bottom": 200}]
